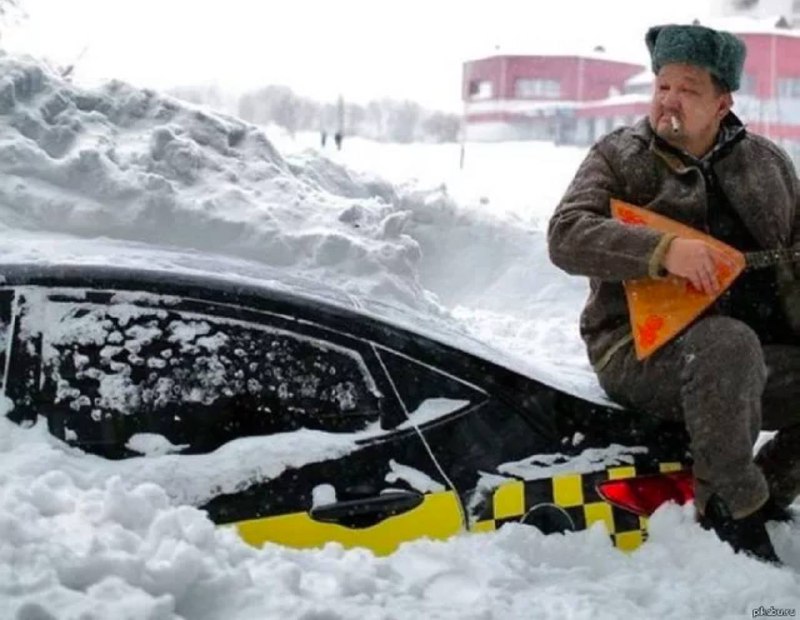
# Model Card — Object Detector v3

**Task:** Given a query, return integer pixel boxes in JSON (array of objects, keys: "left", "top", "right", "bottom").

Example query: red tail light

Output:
[{"left": 596, "top": 470, "right": 694, "bottom": 517}]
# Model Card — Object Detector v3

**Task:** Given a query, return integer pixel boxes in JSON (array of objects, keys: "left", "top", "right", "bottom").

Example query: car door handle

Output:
[{"left": 309, "top": 490, "right": 424, "bottom": 528}]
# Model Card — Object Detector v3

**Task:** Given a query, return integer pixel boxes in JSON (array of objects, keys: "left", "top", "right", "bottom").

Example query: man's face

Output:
[{"left": 649, "top": 63, "right": 732, "bottom": 150}]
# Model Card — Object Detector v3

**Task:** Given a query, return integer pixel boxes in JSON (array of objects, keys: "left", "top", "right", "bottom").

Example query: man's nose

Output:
[{"left": 660, "top": 88, "right": 680, "bottom": 108}]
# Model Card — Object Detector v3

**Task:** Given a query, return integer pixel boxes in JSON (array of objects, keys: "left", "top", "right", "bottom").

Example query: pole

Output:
[
  {"left": 459, "top": 98, "right": 467, "bottom": 170},
  {"left": 767, "top": 33, "right": 776, "bottom": 140}
]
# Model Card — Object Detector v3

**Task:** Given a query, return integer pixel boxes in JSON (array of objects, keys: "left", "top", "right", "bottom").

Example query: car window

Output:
[
  {"left": 375, "top": 346, "right": 560, "bottom": 491},
  {"left": 374, "top": 347, "right": 486, "bottom": 424},
  {"left": 370, "top": 345, "right": 555, "bottom": 490},
  {"left": 12, "top": 288, "right": 386, "bottom": 455}
]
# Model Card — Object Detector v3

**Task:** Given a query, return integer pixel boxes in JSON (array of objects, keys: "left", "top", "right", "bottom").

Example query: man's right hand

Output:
[{"left": 662, "top": 237, "right": 735, "bottom": 296}]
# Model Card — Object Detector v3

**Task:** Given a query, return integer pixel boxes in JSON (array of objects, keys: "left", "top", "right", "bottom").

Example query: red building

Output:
[
  {"left": 462, "top": 49, "right": 644, "bottom": 144},
  {"left": 462, "top": 17, "right": 800, "bottom": 165}
]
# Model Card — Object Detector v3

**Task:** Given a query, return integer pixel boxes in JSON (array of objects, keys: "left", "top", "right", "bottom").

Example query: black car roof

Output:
[{"left": 0, "top": 236, "right": 613, "bottom": 406}]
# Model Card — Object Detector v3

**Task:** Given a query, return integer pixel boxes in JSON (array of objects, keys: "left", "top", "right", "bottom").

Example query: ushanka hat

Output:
[{"left": 645, "top": 24, "right": 747, "bottom": 91}]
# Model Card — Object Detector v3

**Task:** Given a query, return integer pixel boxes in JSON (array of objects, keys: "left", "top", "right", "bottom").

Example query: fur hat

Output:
[{"left": 646, "top": 24, "right": 747, "bottom": 91}]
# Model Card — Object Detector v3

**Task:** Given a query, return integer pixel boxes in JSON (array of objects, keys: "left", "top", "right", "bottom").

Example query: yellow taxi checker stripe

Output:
[
  {"left": 615, "top": 530, "right": 645, "bottom": 551},
  {"left": 659, "top": 462, "right": 683, "bottom": 473},
  {"left": 552, "top": 474, "right": 583, "bottom": 507},
  {"left": 471, "top": 519, "right": 496, "bottom": 534},
  {"left": 607, "top": 466, "right": 637, "bottom": 480},
  {"left": 493, "top": 480, "right": 525, "bottom": 520},
  {"left": 584, "top": 501, "right": 614, "bottom": 531},
  {"left": 233, "top": 490, "right": 463, "bottom": 557}
]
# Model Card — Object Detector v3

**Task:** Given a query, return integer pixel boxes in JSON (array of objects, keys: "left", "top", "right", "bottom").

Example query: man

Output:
[{"left": 548, "top": 24, "right": 800, "bottom": 563}]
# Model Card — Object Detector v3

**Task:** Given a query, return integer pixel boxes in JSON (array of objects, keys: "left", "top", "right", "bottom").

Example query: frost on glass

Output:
[{"left": 17, "top": 289, "right": 382, "bottom": 445}]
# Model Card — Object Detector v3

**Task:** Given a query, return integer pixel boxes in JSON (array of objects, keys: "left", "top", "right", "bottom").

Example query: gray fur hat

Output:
[{"left": 646, "top": 24, "right": 747, "bottom": 91}]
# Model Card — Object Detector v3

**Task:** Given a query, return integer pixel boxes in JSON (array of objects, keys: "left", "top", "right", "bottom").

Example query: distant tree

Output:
[
  {"left": 387, "top": 100, "right": 421, "bottom": 143},
  {"left": 236, "top": 84, "right": 460, "bottom": 144},
  {"left": 271, "top": 86, "right": 300, "bottom": 137},
  {"left": 422, "top": 111, "right": 461, "bottom": 143},
  {"left": 236, "top": 85, "right": 321, "bottom": 137},
  {"left": 336, "top": 95, "right": 345, "bottom": 132},
  {"left": 237, "top": 94, "right": 258, "bottom": 123},
  {"left": 345, "top": 103, "right": 366, "bottom": 135},
  {"left": 366, "top": 101, "right": 385, "bottom": 138}
]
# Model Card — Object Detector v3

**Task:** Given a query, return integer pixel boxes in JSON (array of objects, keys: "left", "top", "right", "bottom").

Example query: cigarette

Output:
[{"left": 670, "top": 115, "right": 680, "bottom": 133}]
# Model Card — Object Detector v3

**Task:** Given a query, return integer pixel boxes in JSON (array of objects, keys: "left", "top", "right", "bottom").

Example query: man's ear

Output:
[{"left": 718, "top": 93, "right": 733, "bottom": 119}]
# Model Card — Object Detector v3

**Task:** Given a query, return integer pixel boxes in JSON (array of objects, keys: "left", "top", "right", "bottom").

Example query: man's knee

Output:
[{"left": 681, "top": 317, "right": 765, "bottom": 378}]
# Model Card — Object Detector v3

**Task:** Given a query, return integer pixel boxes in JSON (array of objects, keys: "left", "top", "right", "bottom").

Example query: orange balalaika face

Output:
[{"left": 610, "top": 199, "right": 746, "bottom": 360}]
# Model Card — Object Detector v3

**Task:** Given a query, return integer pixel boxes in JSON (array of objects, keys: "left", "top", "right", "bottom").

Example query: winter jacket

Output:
[{"left": 548, "top": 113, "right": 800, "bottom": 370}]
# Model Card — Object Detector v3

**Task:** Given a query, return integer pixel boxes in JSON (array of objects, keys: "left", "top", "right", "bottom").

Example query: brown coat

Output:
[{"left": 548, "top": 115, "right": 800, "bottom": 370}]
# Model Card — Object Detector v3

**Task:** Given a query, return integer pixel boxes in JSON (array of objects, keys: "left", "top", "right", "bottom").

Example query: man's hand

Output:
[{"left": 662, "top": 237, "right": 735, "bottom": 296}]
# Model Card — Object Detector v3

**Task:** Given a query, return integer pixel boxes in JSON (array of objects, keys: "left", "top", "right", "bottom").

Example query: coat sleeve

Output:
[
  {"left": 775, "top": 147, "right": 800, "bottom": 333},
  {"left": 547, "top": 142, "right": 675, "bottom": 282}
]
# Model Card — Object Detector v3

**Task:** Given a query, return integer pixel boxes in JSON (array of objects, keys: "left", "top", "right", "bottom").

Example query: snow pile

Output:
[
  {"left": 277, "top": 133, "right": 592, "bottom": 372},
  {"left": 0, "top": 54, "right": 433, "bottom": 311},
  {"left": 2, "top": 460, "right": 799, "bottom": 620}
]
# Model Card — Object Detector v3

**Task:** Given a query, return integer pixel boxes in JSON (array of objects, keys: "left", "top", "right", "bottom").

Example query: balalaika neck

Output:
[{"left": 746, "top": 247, "right": 800, "bottom": 270}]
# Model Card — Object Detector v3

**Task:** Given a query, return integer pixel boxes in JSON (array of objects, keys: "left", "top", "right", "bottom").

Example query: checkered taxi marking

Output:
[{"left": 470, "top": 461, "right": 685, "bottom": 551}]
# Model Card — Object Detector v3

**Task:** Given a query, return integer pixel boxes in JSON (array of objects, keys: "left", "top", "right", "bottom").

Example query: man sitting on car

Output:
[{"left": 548, "top": 23, "right": 800, "bottom": 563}]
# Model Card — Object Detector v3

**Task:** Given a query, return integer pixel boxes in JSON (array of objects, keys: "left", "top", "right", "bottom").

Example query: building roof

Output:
[
  {"left": 699, "top": 14, "right": 800, "bottom": 37},
  {"left": 465, "top": 42, "right": 644, "bottom": 67},
  {"left": 626, "top": 70, "right": 654, "bottom": 87}
]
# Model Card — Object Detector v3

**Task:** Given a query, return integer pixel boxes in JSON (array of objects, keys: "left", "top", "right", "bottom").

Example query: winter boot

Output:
[
  {"left": 759, "top": 495, "right": 796, "bottom": 524},
  {"left": 698, "top": 494, "right": 781, "bottom": 564},
  {"left": 755, "top": 424, "right": 800, "bottom": 511}
]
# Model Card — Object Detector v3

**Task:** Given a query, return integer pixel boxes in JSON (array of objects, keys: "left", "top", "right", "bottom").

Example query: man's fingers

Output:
[
  {"left": 688, "top": 272, "right": 704, "bottom": 293},
  {"left": 698, "top": 268, "right": 716, "bottom": 296},
  {"left": 707, "top": 267, "right": 720, "bottom": 294},
  {"left": 710, "top": 247, "right": 737, "bottom": 270}
]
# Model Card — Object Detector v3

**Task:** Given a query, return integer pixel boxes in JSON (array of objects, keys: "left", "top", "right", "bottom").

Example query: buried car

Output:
[{"left": 0, "top": 242, "right": 693, "bottom": 555}]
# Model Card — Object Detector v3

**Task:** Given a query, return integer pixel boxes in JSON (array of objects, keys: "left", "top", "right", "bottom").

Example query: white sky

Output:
[{"left": 2, "top": 0, "right": 715, "bottom": 111}]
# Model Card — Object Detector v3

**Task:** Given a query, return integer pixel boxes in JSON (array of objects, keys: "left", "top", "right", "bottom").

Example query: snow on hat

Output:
[{"left": 646, "top": 24, "right": 747, "bottom": 92}]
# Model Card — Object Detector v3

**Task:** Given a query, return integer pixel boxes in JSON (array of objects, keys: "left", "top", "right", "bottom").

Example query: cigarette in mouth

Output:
[{"left": 670, "top": 115, "right": 680, "bottom": 133}]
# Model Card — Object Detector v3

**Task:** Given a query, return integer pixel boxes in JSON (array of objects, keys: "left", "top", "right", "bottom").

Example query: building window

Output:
[
  {"left": 468, "top": 80, "right": 494, "bottom": 100},
  {"left": 778, "top": 77, "right": 800, "bottom": 98},
  {"left": 625, "top": 82, "right": 652, "bottom": 95},
  {"left": 514, "top": 78, "right": 561, "bottom": 99}
]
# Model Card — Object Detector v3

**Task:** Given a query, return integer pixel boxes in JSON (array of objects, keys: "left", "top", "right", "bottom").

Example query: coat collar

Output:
[{"left": 632, "top": 112, "right": 746, "bottom": 173}]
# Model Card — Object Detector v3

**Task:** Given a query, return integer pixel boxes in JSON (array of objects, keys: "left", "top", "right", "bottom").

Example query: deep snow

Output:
[{"left": 0, "top": 54, "right": 799, "bottom": 620}]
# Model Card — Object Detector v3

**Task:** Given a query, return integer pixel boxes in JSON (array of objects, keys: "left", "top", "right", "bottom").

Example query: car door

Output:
[
  {"left": 1, "top": 282, "right": 464, "bottom": 555},
  {"left": 372, "top": 341, "right": 692, "bottom": 551},
  {"left": 370, "top": 344, "right": 558, "bottom": 512}
]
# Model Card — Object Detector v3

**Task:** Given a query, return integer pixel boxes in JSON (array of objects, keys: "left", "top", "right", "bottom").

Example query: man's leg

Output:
[
  {"left": 756, "top": 345, "right": 800, "bottom": 509},
  {"left": 597, "top": 316, "right": 768, "bottom": 517}
]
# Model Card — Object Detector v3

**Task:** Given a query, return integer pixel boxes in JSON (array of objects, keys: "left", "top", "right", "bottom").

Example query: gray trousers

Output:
[{"left": 597, "top": 316, "right": 800, "bottom": 518}]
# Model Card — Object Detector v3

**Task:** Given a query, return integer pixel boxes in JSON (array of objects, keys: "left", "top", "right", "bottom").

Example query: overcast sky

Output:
[{"left": 3, "top": 0, "right": 715, "bottom": 111}]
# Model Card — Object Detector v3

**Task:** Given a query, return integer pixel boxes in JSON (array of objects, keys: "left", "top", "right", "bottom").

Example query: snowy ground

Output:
[{"left": 0, "top": 55, "right": 799, "bottom": 619}]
